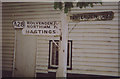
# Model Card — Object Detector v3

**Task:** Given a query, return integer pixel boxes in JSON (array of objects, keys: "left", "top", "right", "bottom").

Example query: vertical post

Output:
[
  {"left": 12, "top": 30, "right": 16, "bottom": 77},
  {"left": 56, "top": 10, "right": 68, "bottom": 77}
]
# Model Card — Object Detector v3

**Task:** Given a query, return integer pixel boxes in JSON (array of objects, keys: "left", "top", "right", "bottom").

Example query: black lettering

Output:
[
  {"left": 27, "top": 25, "right": 30, "bottom": 28},
  {"left": 30, "top": 30, "right": 33, "bottom": 33},
  {"left": 42, "top": 30, "right": 44, "bottom": 33},
  {"left": 27, "top": 22, "right": 29, "bottom": 24},
  {"left": 30, "top": 30, "right": 37, "bottom": 34},
  {"left": 34, "top": 30, "right": 37, "bottom": 33},
  {"left": 49, "top": 30, "right": 52, "bottom": 34},
  {"left": 41, "top": 22, "right": 44, "bottom": 24},
  {"left": 20, "top": 21, "right": 25, "bottom": 27},
  {"left": 38, "top": 30, "right": 41, "bottom": 33},
  {"left": 38, "top": 22, "right": 41, "bottom": 24},
  {"left": 53, "top": 30, "right": 56, "bottom": 34},
  {"left": 44, "top": 30, "right": 48, "bottom": 34},
  {"left": 46, "top": 25, "right": 50, "bottom": 28},
  {"left": 26, "top": 30, "right": 29, "bottom": 33},
  {"left": 53, "top": 21, "right": 57, "bottom": 25},
  {"left": 13, "top": 21, "right": 17, "bottom": 25},
  {"left": 44, "top": 22, "right": 47, "bottom": 25},
  {"left": 54, "top": 26, "right": 57, "bottom": 29},
  {"left": 50, "top": 22, "right": 53, "bottom": 25},
  {"left": 36, "top": 22, "right": 39, "bottom": 24}
]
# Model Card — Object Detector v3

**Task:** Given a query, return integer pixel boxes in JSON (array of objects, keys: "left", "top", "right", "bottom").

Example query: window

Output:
[{"left": 49, "top": 40, "right": 72, "bottom": 70}]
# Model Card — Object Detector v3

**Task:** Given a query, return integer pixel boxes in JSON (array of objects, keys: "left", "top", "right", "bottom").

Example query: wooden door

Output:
[{"left": 14, "top": 30, "right": 36, "bottom": 77}]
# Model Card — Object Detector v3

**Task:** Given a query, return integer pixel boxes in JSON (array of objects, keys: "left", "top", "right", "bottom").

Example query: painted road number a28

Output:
[{"left": 13, "top": 21, "right": 25, "bottom": 28}]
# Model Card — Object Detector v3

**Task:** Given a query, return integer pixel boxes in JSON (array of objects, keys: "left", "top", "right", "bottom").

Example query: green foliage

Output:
[
  {"left": 64, "top": 2, "right": 73, "bottom": 13},
  {"left": 54, "top": 2, "right": 63, "bottom": 10},
  {"left": 77, "top": 2, "right": 102, "bottom": 8},
  {"left": 54, "top": 2, "right": 102, "bottom": 13}
]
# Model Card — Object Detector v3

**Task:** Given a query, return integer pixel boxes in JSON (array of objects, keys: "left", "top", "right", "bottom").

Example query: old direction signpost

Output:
[
  {"left": 22, "top": 21, "right": 60, "bottom": 35},
  {"left": 13, "top": 21, "right": 25, "bottom": 29},
  {"left": 69, "top": 11, "right": 114, "bottom": 22},
  {"left": 13, "top": 21, "right": 61, "bottom": 36},
  {"left": 12, "top": 11, "right": 114, "bottom": 77},
  {"left": 13, "top": 11, "right": 114, "bottom": 36},
  {"left": 56, "top": 11, "right": 114, "bottom": 77}
]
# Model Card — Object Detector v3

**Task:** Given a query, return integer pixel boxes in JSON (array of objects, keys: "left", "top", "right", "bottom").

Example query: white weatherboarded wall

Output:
[
  {"left": 2, "top": 2, "right": 119, "bottom": 77},
  {"left": 2, "top": 3, "right": 15, "bottom": 72},
  {"left": 2, "top": 2, "right": 61, "bottom": 76},
  {"left": 36, "top": 2, "right": 119, "bottom": 76},
  {"left": 68, "top": 2, "right": 119, "bottom": 76}
]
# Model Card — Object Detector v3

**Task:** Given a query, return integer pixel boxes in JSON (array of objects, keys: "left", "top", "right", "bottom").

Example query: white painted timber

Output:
[{"left": 2, "top": 2, "right": 119, "bottom": 77}]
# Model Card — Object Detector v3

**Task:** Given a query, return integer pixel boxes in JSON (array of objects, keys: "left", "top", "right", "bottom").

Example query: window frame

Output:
[{"left": 48, "top": 40, "right": 72, "bottom": 70}]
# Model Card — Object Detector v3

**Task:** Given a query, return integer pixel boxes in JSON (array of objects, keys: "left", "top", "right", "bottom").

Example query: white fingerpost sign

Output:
[
  {"left": 13, "top": 21, "right": 61, "bottom": 36},
  {"left": 22, "top": 21, "right": 60, "bottom": 35},
  {"left": 13, "top": 21, "right": 25, "bottom": 29}
]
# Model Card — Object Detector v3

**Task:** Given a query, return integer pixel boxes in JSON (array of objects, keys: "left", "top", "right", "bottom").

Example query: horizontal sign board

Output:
[
  {"left": 70, "top": 11, "right": 114, "bottom": 22},
  {"left": 22, "top": 21, "right": 60, "bottom": 35}
]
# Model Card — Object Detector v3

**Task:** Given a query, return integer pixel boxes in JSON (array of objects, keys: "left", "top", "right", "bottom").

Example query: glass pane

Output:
[
  {"left": 50, "top": 40, "right": 72, "bottom": 69},
  {"left": 67, "top": 42, "right": 70, "bottom": 66},
  {"left": 52, "top": 41, "right": 59, "bottom": 65}
]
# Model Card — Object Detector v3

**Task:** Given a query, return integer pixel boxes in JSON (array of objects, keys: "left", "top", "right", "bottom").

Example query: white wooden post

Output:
[{"left": 56, "top": 10, "right": 68, "bottom": 77}]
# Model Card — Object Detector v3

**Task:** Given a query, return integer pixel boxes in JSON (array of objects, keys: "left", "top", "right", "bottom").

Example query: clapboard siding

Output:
[
  {"left": 68, "top": 2, "right": 119, "bottom": 76},
  {"left": 2, "top": 2, "right": 119, "bottom": 77},
  {"left": 71, "top": 9, "right": 118, "bottom": 13},
  {"left": 37, "top": 37, "right": 54, "bottom": 73},
  {"left": 72, "top": 57, "right": 119, "bottom": 63},
  {"left": 2, "top": 3, "right": 15, "bottom": 71},
  {"left": 49, "top": 2, "right": 119, "bottom": 76},
  {"left": 67, "top": 70, "right": 118, "bottom": 76},
  {"left": 2, "top": 2, "right": 60, "bottom": 73},
  {"left": 23, "top": 2, "right": 120, "bottom": 76}
]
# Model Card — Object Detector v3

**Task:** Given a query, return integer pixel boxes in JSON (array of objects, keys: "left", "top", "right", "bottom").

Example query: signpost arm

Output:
[{"left": 56, "top": 9, "right": 68, "bottom": 77}]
